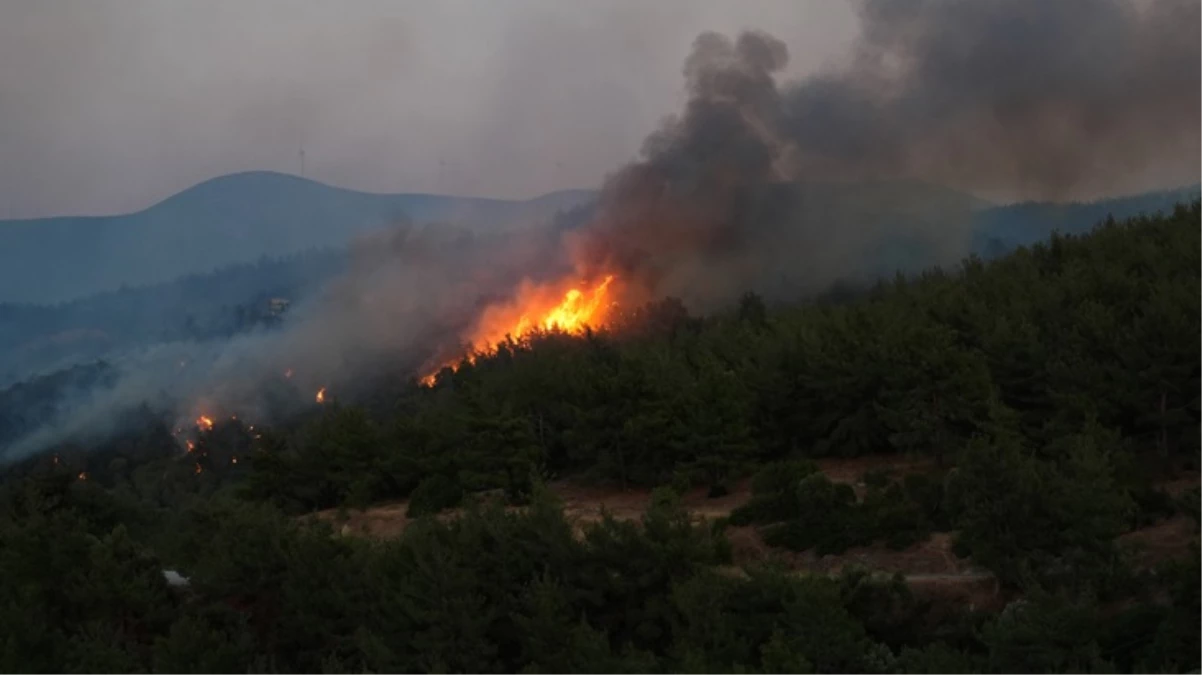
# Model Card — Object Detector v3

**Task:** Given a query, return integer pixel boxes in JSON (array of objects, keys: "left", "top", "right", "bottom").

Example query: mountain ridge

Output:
[{"left": 0, "top": 171, "right": 597, "bottom": 304}]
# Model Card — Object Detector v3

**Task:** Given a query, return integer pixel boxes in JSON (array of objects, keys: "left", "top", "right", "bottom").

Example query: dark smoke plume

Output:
[
  {"left": 575, "top": 0, "right": 1200, "bottom": 307},
  {"left": 789, "top": 0, "right": 1200, "bottom": 196}
]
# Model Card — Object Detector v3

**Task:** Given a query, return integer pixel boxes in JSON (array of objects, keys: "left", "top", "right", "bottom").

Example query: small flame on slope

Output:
[
  {"left": 196, "top": 415, "right": 214, "bottom": 431},
  {"left": 316, "top": 388, "right": 326, "bottom": 404}
]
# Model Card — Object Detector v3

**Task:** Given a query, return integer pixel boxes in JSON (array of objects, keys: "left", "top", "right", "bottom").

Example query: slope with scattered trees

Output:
[{"left": 0, "top": 203, "right": 1198, "bottom": 673}]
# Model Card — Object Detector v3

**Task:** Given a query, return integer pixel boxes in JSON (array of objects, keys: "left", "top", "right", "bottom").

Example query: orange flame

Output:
[
  {"left": 421, "top": 274, "right": 617, "bottom": 385},
  {"left": 186, "top": 440, "right": 195, "bottom": 453},
  {"left": 196, "top": 415, "right": 214, "bottom": 431},
  {"left": 194, "top": 463, "right": 203, "bottom": 475},
  {"left": 77, "top": 471, "right": 87, "bottom": 481},
  {"left": 316, "top": 387, "right": 326, "bottom": 404}
]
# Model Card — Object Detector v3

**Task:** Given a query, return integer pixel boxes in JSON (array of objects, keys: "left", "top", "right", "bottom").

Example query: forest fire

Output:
[
  {"left": 315, "top": 387, "right": 326, "bottom": 404},
  {"left": 196, "top": 415, "right": 214, "bottom": 431},
  {"left": 186, "top": 440, "right": 195, "bottom": 453},
  {"left": 420, "top": 274, "right": 618, "bottom": 386}
]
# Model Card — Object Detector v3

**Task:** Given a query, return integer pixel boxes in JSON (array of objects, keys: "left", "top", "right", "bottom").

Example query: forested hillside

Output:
[{"left": 0, "top": 204, "right": 1198, "bottom": 673}]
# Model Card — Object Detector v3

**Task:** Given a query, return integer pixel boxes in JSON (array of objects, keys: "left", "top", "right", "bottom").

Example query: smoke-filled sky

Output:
[{"left": 0, "top": 1, "right": 860, "bottom": 218}]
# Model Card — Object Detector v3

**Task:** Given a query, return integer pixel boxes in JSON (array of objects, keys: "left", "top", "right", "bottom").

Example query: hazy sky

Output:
[{"left": 0, "top": 1, "right": 859, "bottom": 218}]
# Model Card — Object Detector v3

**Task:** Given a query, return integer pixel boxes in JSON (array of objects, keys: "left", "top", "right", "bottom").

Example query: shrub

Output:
[
  {"left": 760, "top": 474, "right": 863, "bottom": 555},
  {"left": 750, "top": 459, "right": 819, "bottom": 497},
  {"left": 861, "top": 467, "right": 893, "bottom": 490},
  {"left": 406, "top": 474, "right": 464, "bottom": 517},
  {"left": 861, "top": 483, "right": 929, "bottom": 551},
  {"left": 729, "top": 460, "right": 819, "bottom": 525},
  {"left": 1176, "top": 486, "right": 1200, "bottom": 525},
  {"left": 902, "top": 472, "right": 951, "bottom": 530}
]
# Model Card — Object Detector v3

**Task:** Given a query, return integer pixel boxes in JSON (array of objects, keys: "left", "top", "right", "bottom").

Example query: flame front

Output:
[
  {"left": 196, "top": 415, "right": 214, "bottom": 431},
  {"left": 421, "top": 275, "right": 617, "bottom": 385},
  {"left": 315, "top": 387, "right": 326, "bottom": 404}
]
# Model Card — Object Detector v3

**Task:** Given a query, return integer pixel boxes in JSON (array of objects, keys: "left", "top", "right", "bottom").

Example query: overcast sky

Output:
[{"left": 0, "top": 1, "right": 859, "bottom": 218}]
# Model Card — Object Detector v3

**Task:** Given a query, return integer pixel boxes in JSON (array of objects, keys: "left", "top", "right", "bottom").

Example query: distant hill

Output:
[
  {"left": 971, "top": 184, "right": 1201, "bottom": 258},
  {"left": 0, "top": 171, "right": 596, "bottom": 303},
  {"left": 0, "top": 248, "right": 347, "bottom": 386}
]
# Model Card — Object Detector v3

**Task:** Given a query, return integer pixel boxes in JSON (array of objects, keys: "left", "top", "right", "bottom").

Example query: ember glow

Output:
[
  {"left": 421, "top": 274, "right": 618, "bottom": 385},
  {"left": 196, "top": 415, "right": 214, "bottom": 431},
  {"left": 315, "top": 387, "right": 326, "bottom": 404},
  {"left": 186, "top": 440, "right": 195, "bottom": 453}
]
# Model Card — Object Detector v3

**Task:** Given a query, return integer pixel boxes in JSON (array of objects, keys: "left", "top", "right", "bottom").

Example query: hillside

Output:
[
  {"left": 1, "top": 204, "right": 1198, "bottom": 673},
  {"left": 0, "top": 248, "right": 346, "bottom": 387},
  {"left": 2, "top": 184, "right": 1197, "bottom": 439},
  {"left": 0, "top": 171, "right": 595, "bottom": 303},
  {"left": 971, "top": 184, "right": 1201, "bottom": 257}
]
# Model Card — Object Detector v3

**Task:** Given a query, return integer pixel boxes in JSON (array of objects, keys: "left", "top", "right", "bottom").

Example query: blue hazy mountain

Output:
[
  {"left": 971, "top": 184, "right": 1201, "bottom": 258},
  {"left": 0, "top": 171, "right": 596, "bottom": 304}
]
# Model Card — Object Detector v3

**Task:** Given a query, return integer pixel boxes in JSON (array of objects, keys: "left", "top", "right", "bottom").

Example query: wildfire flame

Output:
[
  {"left": 194, "top": 463, "right": 203, "bottom": 475},
  {"left": 421, "top": 274, "right": 617, "bottom": 385},
  {"left": 196, "top": 415, "right": 214, "bottom": 431},
  {"left": 77, "top": 472, "right": 87, "bottom": 481},
  {"left": 186, "top": 440, "right": 195, "bottom": 453},
  {"left": 315, "top": 387, "right": 326, "bottom": 404}
]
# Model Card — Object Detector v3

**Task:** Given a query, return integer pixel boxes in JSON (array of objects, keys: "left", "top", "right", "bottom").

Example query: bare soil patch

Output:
[
  {"left": 1118, "top": 514, "right": 1199, "bottom": 570},
  {"left": 313, "top": 458, "right": 1192, "bottom": 591}
]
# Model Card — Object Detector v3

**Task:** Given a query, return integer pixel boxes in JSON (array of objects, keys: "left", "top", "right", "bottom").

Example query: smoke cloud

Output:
[
  {"left": 788, "top": 0, "right": 1200, "bottom": 198},
  {"left": 574, "top": 0, "right": 1200, "bottom": 307}
]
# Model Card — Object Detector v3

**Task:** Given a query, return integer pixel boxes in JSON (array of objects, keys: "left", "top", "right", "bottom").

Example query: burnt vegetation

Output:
[{"left": 0, "top": 204, "right": 1198, "bottom": 673}]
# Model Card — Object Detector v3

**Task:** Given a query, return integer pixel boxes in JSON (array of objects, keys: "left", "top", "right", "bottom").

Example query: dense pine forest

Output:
[{"left": 1, "top": 204, "right": 1199, "bottom": 673}]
